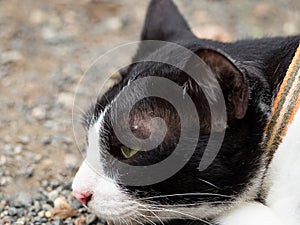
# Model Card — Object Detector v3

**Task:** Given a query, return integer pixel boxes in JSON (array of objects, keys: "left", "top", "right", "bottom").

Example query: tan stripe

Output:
[
  {"left": 265, "top": 43, "right": 300, "bottom": 146},
  {"left": 272, "top": 43, "right": 300, "bottom": 110},
  {"left": 266, "top": 67, "right": 300, "bottom": 154},
  {"left": 267, "top": 67, "right": 300, "bottom": 146},
  {"left": 265, "top": 42, "right": 300, "bottom": 155},
  {"left": 265, "top": 61, "right": 300, "bottom": 147},
  {"left": 268, "top": 77, "right": 300, "bottom": 157}
]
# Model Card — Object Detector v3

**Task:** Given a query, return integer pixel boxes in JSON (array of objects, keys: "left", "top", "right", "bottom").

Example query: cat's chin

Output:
[{"left": 88, "top": 206, "right": 158, "bottom": 225}]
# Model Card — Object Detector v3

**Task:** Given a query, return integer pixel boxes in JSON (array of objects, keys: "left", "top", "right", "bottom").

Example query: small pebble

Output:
[
  {"left": 41, "top": 180, "right": 49, "bottom": 187},
  {"left": 48, "top": 190, "right": 59, "bottom": 201},
  {"left": 57, "top": 92, "right": 74, "bottom": 108},
  {"left": 16, "top": 208, "right": 24, "bottom": 217},
  {"left": 1, "top": 51, "right": 23, "bottom": 64},
  {"left": 52, "top": 219, "right": 63, "bottom": 225},
  {"left": 33, "top": 201, "right": 41, "bottom": 212},
  {"left": 70, "top": 199, "right": 82, "bottom": 210},
  {"left": 17, "top": 135, "right": 30, "bottom": 145},
  {"left": 52, "top": 196, "right": 77, "bottom": 219},
  {"left": 42, "top": 203, "right": 53, "bottom": 211},
  {"left": 50, "top": 180, "right": 60, "bottom": 189},
  {"left": 24, "top": 167, "right": 35, "bottom": 177},
  {"left": 38, "top": 210, "right": 45, "bottom": 217},
  {"left": 41, "top": 137, "right": 52, "bottom": 145},
  {"left": 0, "top": 176, "right": 13, "bottom": 186},
  {"left": 8, "top": 207, "right": 17, "bottom": 216},
  {"left": 32, "top": 107, "right": 47, "bottom": 120},
  {"left": 33, "top": 154, "right": 43, "bottom": 163},
  {"left": 74, "top": 215, "right": 85, "bottom": 225},
  {"left": 14, "top": 145, "right": 23, "bottom": 154},
  {"left": 86, "top": 214, "right": 97, "bottom": 224},
  {"left": 64, "top": 154, "right": 79, "bottom": 169},
  {"left": 45, "top": 210, "right": 53, "bottom": 218},
  {"left": 14, "top": 217, "right": 26, "bottom": 225}
]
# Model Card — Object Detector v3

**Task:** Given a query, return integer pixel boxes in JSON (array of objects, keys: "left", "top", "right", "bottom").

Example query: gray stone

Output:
[
  {"left": 16, "top": 208, "right": 24, "bottom": 217},
  {"left": 14, "top": 217, "right": 26, "bottom": 225},
  {"left": 33, "top": 216, "right": 42, "bottom": 223},
  {"left": 2, "top": 215, "right": 13, "bottom": 222},
  {"left": 47, "top": 190, "right": 58, "bottom": 201},
  {"left": 70, "top": 199, "right": 82, "bottom": 210},
  {"left": 42, "top": 203, "right": 52, "bottom": 211},
  {"left": 8, "top": 207, "right": 17, "bottom": 216},
  {"left": 52, "top": 219, "right": 63, "bottom": 225},
  {"left": 49, "top": 180, "right": 60, "bottom": 189},
  {"left": 33, "top": 201, "right": 41, "bottom": 211},
  {"left": 24, "top": 167, "right": 35, "bottom": 177}
]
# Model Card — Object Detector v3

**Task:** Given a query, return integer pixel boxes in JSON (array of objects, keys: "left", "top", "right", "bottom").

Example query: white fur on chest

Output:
[
  {"left": 265, "top": 108, "right": 300, "bottom": 224},
  {"left": 216, "top": 109, "right": 300, "bottom": 225}
]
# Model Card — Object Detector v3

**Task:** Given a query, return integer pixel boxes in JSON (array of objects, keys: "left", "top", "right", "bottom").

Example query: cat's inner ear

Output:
[
  {"left": 141, "top": 0, "right": 195, "bottom": 41},
  {"left": 196, "top": 49, "right": 249, "bottom": 120}
]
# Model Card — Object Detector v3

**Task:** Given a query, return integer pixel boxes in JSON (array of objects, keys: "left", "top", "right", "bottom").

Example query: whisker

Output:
[
  {"left": 120, "top": 217, "right": 128, "bottom": 225},
  {"left": 139, "top": 207, "right": 213, "bottom": 225},
  {"left": 135, "top": 202, "right": 166, "bottom": 225},
  {"left": 138, "top": 192, "right": 235, "bottom": 201},
  {"left": 145, "top": 200, "right": 231, "bottom": 208},
  {"left": 130, "top": 216, "right": 145, "bottom": 225},
  {"left": 135, "top": 210, "right": 156, "bottom": 225},
  {"left": 144, "top": 210, "right": 165, "bottom": 225},
  {"left": 198, "top": 179, "right": 223, "bottom": 190}
]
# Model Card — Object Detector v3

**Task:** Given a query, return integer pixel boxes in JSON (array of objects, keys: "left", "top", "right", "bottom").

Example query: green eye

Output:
[{"left": 121, "top": 146, "right": 139, "bottom": 159}]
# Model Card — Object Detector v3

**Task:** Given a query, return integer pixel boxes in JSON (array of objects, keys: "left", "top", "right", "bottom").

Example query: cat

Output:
[{"left": 72, "top": 0, "right": 300, "bottom": 224}]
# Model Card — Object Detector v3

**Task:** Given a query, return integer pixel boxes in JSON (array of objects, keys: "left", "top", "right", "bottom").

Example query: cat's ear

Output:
[
  {"left": 141, "top": 0, "right": 195, "bottom": 41},
  {"left": 195, "top": 49, "right": 249, "bottom": 120}
]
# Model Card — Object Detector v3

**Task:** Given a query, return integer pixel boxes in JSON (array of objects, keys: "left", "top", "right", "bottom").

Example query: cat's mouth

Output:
[
  {"left": 95, "top": 210, "right": 155, "bottom": 225},
  {"left": 86, "top": 199, "right": 145, "bottom": 224},
  {"left": 92, "top": 209, "right": 139, "bottom": 224},
  {"left": 105, "top": 220, "right": 140, "bottom": 225}
]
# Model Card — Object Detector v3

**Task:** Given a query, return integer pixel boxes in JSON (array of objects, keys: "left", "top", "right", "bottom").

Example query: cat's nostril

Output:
[{"left": 72, "top": 191, "right": 93, "bottom": 205}]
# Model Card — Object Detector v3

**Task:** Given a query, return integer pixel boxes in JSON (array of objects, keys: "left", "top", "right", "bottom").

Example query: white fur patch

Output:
[
  {"left": 265, "top": 109, "right": 300, "bottom": 225},
  {"left": 215, "top": 202, "right": 283, "bottom": 225},
  {"left": 216, "top": 105, "right": 300, "bottom": 225},
  {"left": 217, "top": 109, "right": 300, "bottom": 225}
]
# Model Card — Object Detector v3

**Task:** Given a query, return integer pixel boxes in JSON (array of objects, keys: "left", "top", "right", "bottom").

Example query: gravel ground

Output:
[{"left": 0, "top": 0, "right": 299, "bottom": 224}]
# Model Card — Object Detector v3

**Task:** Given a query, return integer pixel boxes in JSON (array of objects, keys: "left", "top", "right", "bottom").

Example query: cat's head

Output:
[{"left": 72, "top": 0, "right": 271, "bottom": 223}]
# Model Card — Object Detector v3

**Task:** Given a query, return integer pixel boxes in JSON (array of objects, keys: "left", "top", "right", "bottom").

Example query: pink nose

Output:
[{"left": 72, "top": 191, "right": 93, "bottom": 205}]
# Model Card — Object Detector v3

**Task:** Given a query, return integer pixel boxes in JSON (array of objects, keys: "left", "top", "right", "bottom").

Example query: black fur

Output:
[{"left": 84, "top": 0, "right": 300, "bottom": 224}]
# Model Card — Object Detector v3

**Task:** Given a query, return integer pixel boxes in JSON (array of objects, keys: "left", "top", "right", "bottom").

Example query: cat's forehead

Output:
[{"left": 85, "top": 61, "right": 185, "bottom": 128}]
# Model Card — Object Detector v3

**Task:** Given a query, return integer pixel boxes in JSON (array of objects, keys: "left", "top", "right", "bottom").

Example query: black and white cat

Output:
[{"left": 72, "top": 0, "right": 300, "bottom": 224}]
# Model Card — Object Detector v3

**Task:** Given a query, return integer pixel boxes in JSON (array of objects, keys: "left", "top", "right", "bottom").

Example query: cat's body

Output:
[{"left": 72, "top": 0, "right": 300, "bottom": 224}]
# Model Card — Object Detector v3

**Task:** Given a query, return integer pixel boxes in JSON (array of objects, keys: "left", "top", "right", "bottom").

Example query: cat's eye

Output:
[{"left": 121, "top": 146, "right": 139, "bottom": 159}]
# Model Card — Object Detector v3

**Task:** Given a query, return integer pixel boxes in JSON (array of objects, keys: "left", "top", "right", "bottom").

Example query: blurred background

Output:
[{"left": 0, "top": 0, "right": 299, "bottom": 224}]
